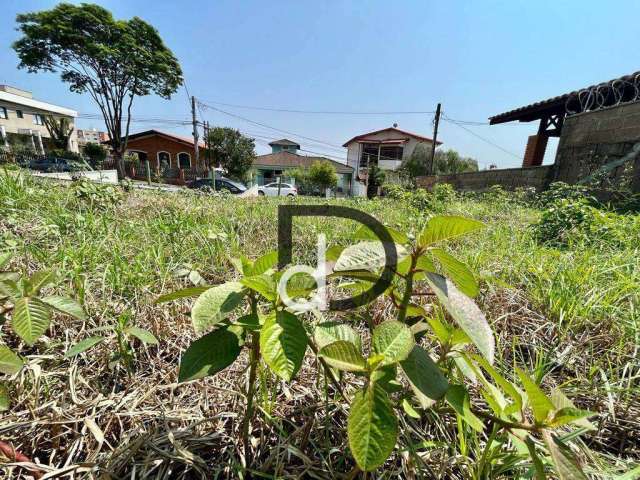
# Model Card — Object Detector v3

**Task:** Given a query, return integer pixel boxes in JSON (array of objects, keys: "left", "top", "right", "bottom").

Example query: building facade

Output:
[
  {"left": 77, "top": 129, "right": 109, "bottom": 148},
  {"left": 0, "top": 85, "right": 78, "bottom": 153},
  {"left": 119, "top": 129, "right": 204, "bottom": 171}
]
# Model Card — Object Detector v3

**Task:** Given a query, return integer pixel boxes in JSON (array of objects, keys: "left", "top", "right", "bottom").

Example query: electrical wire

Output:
[{"left": 442, "top": 116, "right": 521, "bottom": 159}]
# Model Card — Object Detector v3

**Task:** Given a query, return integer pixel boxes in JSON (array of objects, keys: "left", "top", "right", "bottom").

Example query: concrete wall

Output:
[
  {"left": 417, "top": 165, "right": 554, "bottom": 191},
  {"left": 32, "top": 169, "right": 118, "bottom": 184},
  {"left": 554, "top": 102, "right": 640, "bottom": 188}
]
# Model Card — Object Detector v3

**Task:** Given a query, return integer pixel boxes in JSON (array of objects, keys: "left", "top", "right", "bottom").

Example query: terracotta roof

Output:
[
  {"left": 254, "top": 151, "right": 353, "bottom": 174},
  {"left": 489, "top": 70, "right": 640, "bottom": 124},
  {"left": 342, "top": 127, "right": 441, "bottom": 147},
  {"left": 268, "top": 138, "right": 300, "bottom": 148},
  {"left": 110, "top": 129, "right": 206, "bottom": 148}
]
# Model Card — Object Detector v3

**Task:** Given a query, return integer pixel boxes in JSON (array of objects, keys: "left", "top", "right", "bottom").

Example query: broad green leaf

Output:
[
  {"left": 516, "top": 368, "right": 555, "bottom": 424},
  {"left": 0, "top": 345, "right": 23, "bottom": 375},
  {"left": 425, "top": 273, "right": 494, "bottom": 364},
  {"left": 550, "top": 388, "right": 595, "bottom": 430},
  {"left": 0, "top": 383, "right": 8, "bottom": 411},
  {"left": 12, "top": 297, "right": 51, "bottom": 345},
  {"left": 370, "top": 364, "right": 402, "bottom": 393},
  {"left": 155, "top": 286, "right": 211, "bottom": 304},
  {"left": 313, "top": 321, "right": 362, "bottom": 351},
  {"left": 542, "top": 430, "right": 588, "bottom": 480},
  {"left": 445, "top": 384, "right": 484, "bottom": 432},
  {"left": 426, "top": 316, "right": 451, "bottom": 344},
  {"left": 241, "top": 274, "right": 276, "bottom": 301},
  {"left": 402, "top": 398, "right": 421, "bottom": 419},
  {"left": 430, "top": 248, "right": 479, "bottom": 297},
  {"left": 26, "top": 271, "right": 56, "bottom": 296},
  {"left": 372, "top": 321, "right": 414, "bottom": 365},
  {"left": 348, "top": 384, "right": 398, "bottom": 471},
  {"left": 0, "top": 252, "right": 11, "bottom": 269},
  {"left": 549, "top": 407, "right": 595, "bottom": 428},
  {"left": 126, "top": 327, "right": 158, "bottom": 345},
  {"left": 400, "top": 345, "right": 449, "bottom": 408},
  {"left": 472, "top": 354, "right": 523, "bottom": 412},
  {"left": 191, "top": 282, "right": 245, "bottom": 333},
  {"left": 234, "top": 313, "right": 260, "bottom": 331},
  {"left": 319, "top": 341, "right": 366, "bottom": 372},
  {"left": 325, "top": 245, "right": 345, "bottom": 262},
  {"left": 65, "top": 336, "right": 105, "bottom": 357},
  {"left": 415, "top": 254, "right": 436, "bottom": 274},
  {"left": 260, "top": 311, "right": 308, "bottom": 381},
  {"left": 40, "top": 295, "right": 86, "bottom": 321},
  {"left": 178, "top": 328, "right": 242, "bottom": 382},
  {"left": 353, "top": 224, "right": 409, "bottom": 245},
  {"left": 249, "top": 251, "right": 278, "bottom": 276},
  {"left": 0, "top": 279, "right": 20, "bottom": 299},
  {"left": 334, "top": 241, "right": 408, "bottom": 273},
  {"left": 418, "top": 215, "right": 484, "bottom": 247},
  {"left": 525, "top": 436, "right": 547, "bottom": 480}
]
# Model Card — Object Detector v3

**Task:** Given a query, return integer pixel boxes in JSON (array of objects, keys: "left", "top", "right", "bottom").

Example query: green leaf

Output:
[
  {"left": 155, "top": 286, "right": 212, "bottom": 304},
  {"left": 191, "top": 282, "right": 245, "bottom": 333},
  {"left": 240, "top": 274, "right": 276, "bottom": 301},
  {"left": 319, "top": 341, "right": 367, "bottom": 372},
  {"left": 0, "top": 383, "right": 9, "bottom": 411},
  {"left": 372, "top": 321, "right": 414, "bottom": 366},
  {"left": 348, "top": 384, "right": 398, "bottom": 471},
  {"left": 65, "top": 336, "right": 105, "bottom": 357},
  {"left": 26, "top": 270, "right": 56, "bottom": 296},
  {"left": 334, "top": 241, "right": 408, "bottom": 273},
  {"left": 418, "top": 215, "right": 484, "bottom": 247},
  {"left": 425, "top": 273, "right": 494, "bottom": 364},
  {"left": 234, "top": 313, "right": 260, "bottom": 331},
  {"left": 550, "top": 388, "right": 595, "bottom": 430},
  {"left": 400, "top": 345, "right": 449, "bottom": 408},
  {"left": 542, "top": 430, "right": 588, "bottom": 480},
  {"left": 313, "top": 321, "right": 362, "bottom": 351},
  {"left": 353, "top": 224, "right": 409, "bottom": 245},
  {"left": 430, "top": 248, "right": 479, "bottom": 297},
  {"left": 260, "top": 311, "right": 308, "bottom": 381},
  {"left": 614, "top": 466, "right": 640, "bottom": 480},
  {"left": 325, "top": 245, "right": 345, "bottom": 262},
  {"left": 40, "top": 295, "right": 86, "bottom": 321},
  {"left": 445, "top": 384, "right": 484, "bottom": 432},
  {"left": 549, "top": 407, "right": 595, "bottom": 428},
  {"left": 249, "top": 251, "right": 278, "bottom": 276},
  {"left": 0, "top": 252, "right": 11, "bottom": 270},
  {"left": 0, "top": 345, "right": 23, "bottom": 375},
  {"left": 525, "top": 436, "right": 547, "bottom": 480},
  {"left": 0, "top": 279, "right": 20, "bottom": 299},
  {"left": 472, "top": 354, "right": 523, "bottom": 413},
  {"left": 12, "top": 297, "right": 51, "bottom": 345},
  {"left": 126, "top": 327, "right": 158, "bottom": 345},
  {"left": 402, "top": 398, "right": 421, "bottom": 419},
  {"left": 178, "top": 328, "right": 242, "bottom": 382},
  {"left": 516, "top": 368, "right": 555, "bottom": 424}
]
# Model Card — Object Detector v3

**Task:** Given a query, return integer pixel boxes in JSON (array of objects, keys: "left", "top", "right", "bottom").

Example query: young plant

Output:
[
  {"left": 158, "top": 216, "right": 595, "bottom": 477},
  {"left": 0, "top": 251, "right": 85, "bottom": 410},
  {"left": 65, "top": 311, "right": 158, "bottom": 375}
]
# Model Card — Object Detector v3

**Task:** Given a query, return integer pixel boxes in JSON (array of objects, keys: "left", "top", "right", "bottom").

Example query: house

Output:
[
  {"left": 343, "top": 126, "right": 441, "bottom": 194},
  {"left": 121, "top": 129, "right": 205, "bottom": 170},
  {"left": 253, "top": 139, "right": 354, "bottom": 194},
  {"left": 0, "top": 85, "right": 78, "bottom": 153}
]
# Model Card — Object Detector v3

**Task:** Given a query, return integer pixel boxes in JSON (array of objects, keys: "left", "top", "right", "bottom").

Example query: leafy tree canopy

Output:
[
  {"left": 308, "top": 160, "right": 338, "bottom": 191},
  {"left": 207, "top": 127, "right": 256, "bottom": 182},
  {"left": 402, "top": 145, "right": 479, "bottom": 178}
]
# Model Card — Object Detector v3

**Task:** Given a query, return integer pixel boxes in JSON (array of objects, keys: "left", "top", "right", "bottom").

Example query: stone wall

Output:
[
  {"left": 416, "top": 165, "right": 554, "bottom": 191},
  {"left": 554, "top": 102, "right": 640, "bottom": 189}
]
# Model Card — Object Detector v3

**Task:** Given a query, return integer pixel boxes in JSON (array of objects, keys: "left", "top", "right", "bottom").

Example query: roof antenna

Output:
[{"left": 393, "top": 123, "right": 398, "bottom": 128}]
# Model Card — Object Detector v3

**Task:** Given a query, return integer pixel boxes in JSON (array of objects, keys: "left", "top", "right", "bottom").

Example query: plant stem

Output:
[
  {"left": 397, "top": 252, "right": 418, "bottom": 323},
  {"left": 242, "top": 296, "right": 259, "bottom": 468},
  {"left": 308, "top": 340, "right": 350, "bottom": 405}
]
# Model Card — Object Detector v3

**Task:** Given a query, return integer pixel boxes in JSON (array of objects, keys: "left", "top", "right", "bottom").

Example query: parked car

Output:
[
  {"left": 29, "top": 157, "right": 75, "bottom": 173},
  {"left": 257, "top": 182, "right": 297, "bottom": 197},
  {"left": 187, "top": 177, "right": 247, "bottom": 194}
]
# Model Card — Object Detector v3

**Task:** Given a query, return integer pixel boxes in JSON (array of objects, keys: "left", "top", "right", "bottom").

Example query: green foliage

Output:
[
  {"left": 43, "top": 116, "right": 74, "bottom": 150},
  {"left": 206, "top": 127, "right": 256, "bottom": 181},
  {"left": 401, "top": 145, "right": 478, "bottom": 178},
  {"left": 72, "top": 178, "right": 123, "bottom": 210},
  {"left": 83, "top": 142, "right": 107, "bottom": 168},
  {"left": 537, "top": 182, "right": 594, "bottom": 208},
  {"left": 308, "top": 160, "right": 338, "bottom": 191}
]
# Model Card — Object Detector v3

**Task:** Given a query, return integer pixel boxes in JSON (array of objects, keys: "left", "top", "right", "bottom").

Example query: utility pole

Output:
[
  {"left": 428, "top": 103, "right": 441, "bottom": 175},
  {"left": 191, "top": 96, "right": 200, "bottom": 169}
]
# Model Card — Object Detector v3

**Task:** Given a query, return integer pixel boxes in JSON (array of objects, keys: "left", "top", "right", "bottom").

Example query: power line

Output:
[
  {"left": 442, "top": 116, "right": 521, "bottom": 159},
  {"left": 196, "top": 99, "right": 435, "bottom": 116}
]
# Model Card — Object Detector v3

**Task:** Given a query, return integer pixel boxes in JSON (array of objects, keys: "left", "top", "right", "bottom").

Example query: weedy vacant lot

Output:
[{"left": 0, "top": 171, "right": 638, "bottom": 479}]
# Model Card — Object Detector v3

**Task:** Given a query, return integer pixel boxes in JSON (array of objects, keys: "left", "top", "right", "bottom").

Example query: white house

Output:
[
  {"left": 343, "top": 126, "right": 441, "bottom": 195},
  {"left": 0, "top": 85, "right": 78, "bottom": 154}
]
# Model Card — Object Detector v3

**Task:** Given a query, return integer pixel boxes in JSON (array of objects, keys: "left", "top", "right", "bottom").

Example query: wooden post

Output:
[
  {"left": 145, "top": 158, "right": 151, "bottom": 185},
  {"left": 428, "top": 103, "right": 441, "bottom": 175},
  {"left": 191, "top": 96, "right": 200, "bottom": 168},
  {"left": 277, "top": 176, "right": 282, "bottom": 196}
]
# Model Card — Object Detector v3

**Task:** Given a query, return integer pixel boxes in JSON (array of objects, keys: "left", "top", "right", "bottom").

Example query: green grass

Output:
[{"left": 1, "top": 170, "right": 639, "bottom": 477}]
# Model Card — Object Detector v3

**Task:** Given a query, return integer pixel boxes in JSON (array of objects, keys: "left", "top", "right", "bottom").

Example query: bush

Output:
[
  {"left": 537, "top": 182, "right": 594, "bottom": 208},
  {"left": 382, "top": 183, "right": 409, "bottom": 200},
  {"left": 83, "top": 142, "right": 107, "bottom": 168},
  {"left": 432, "top": 183, "right": 456, "bottom": 204},
  {"left": 73, "top": 178, "right": 122, "bottom": 210}
]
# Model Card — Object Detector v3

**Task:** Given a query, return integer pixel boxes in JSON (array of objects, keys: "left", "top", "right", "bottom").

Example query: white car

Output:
[{"left": 257, "top": 182, "right": 298, "bottom": 197}]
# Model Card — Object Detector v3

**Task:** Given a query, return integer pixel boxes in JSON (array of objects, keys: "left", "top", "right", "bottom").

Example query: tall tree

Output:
[
  {"left": 207, "top": 127, "right": 256, "bottom": 181},
  {"left": 43, "top": 116, "right": 74, "bottom": 150},
  {"left": 401, "top": 145, "right": 479, "bottom": 178},
  {"left": 308, "top": 160, "right": 338, "bottom": 192},
  {"left": 13, "top": 3, "right": 183, "bottom": 178}
]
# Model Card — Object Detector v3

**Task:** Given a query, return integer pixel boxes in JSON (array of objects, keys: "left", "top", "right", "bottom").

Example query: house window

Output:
[
  {"left": 359, "top": 143, "right": 379, "bottom": 168},
  {"left": 0, "top": 107, "right": 7, "bottom": 119},
  {"left": 33, "top": 114, "right": 44, "bottom": 125},
  {"left": 158, "top": 151, "right": 171, "bottom": 168},
  {"left": 16, "top": 110, "right": 23, "bottom": 119},
  {"left": 177, "top": 152, "right": 191, "bottom": 169},
  {"left": 380, "top": 146, "right": 403, "bottom": 161}
]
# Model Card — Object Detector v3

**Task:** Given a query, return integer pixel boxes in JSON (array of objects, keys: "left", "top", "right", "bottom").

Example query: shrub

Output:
[
  {"left": 537, "top": 182, "right": 595, "bottom": 208},
  {"left": 382, "top": 183, "right": 409, "bottom": 200},
  {"left": 72, "top": 178, "right": 122, "bottom": 210},
  {"left": 432, "top": 183, "right": 456, "bottom": 203},
  {"left": 83, "top": 142, "right": 107, "bottom": 168}
]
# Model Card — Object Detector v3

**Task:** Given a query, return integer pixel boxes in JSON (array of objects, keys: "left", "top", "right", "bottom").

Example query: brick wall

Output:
[
  {"left": 126, "top": 135, "right": 198, "bottom": 170},
  {"left": 522, "top": 134, "right": 548, "bottom": 167},
  {"left": 416, "top": 165, "right": 554, "bottom": 191},
  {"left": 554, "top": 102, "right": 640, "bottom": 191}
]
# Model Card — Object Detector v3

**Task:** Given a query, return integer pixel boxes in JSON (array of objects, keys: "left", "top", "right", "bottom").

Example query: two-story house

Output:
[
  {"left": 0, "top": 85, "right": 78, "bottom": 154},
  {"left": 343, "top": 126, "right": 441, "bottom": 195}
]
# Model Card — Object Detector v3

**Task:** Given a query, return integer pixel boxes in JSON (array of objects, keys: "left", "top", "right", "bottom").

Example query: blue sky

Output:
[{"left": 2, "top": 0, "right": 640, "bottom": 167}]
